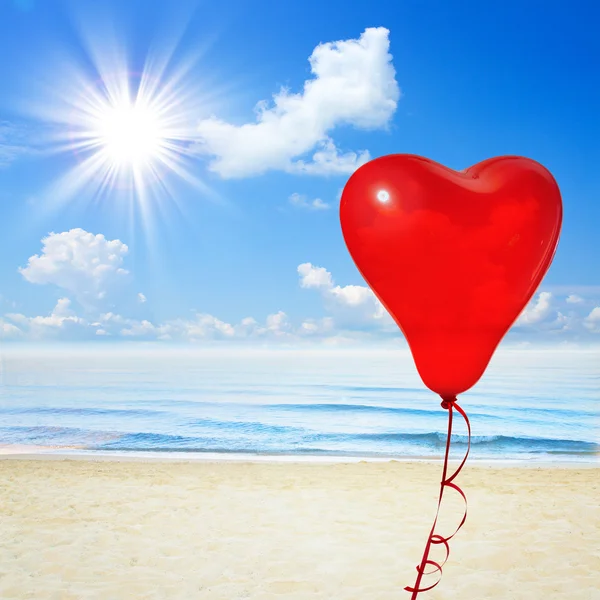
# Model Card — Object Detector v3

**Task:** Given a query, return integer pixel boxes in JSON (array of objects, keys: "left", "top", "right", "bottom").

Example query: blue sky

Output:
[{"left": 0, "top": 0, "right": 598, "bottom": 345}]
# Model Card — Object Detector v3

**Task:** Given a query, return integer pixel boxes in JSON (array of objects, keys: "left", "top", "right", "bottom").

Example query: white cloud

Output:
[
  {"left": 298, "top": 262, "right": 374, "bottom": 307},
  {"left": 298, "top": 317, "right": 335, "bottom": 336},
  {"left": 121, "top": 320, "right": 157, "bottom": 337},
  {"left": 286, "top": 140, "right": 369, "bottom": 176},
  {"left": 101, "top": 310, "right": 300, "bottom": 343},
  {"left": 4, "top": 298, "right": 87, "bottom": 339},
  {"left": 312, "top": 199, "right": 330, "bottom": 210},
  {"left": 584, "top": 307, "right": 600, "bottom": 333},
  {"left": 6, "top": 248, "right": 600, "bottom": 345},
  {"left": 298, "top": 262, "right": 334, "bottom": 289},
  {"left": 99, "top": 312, "right": 126, "bottom": 326},
  {"left": 295, "top": 266, "right": 600, "bottom": 343},
  {"left": 515, "top": 292, "right": 553, "bottom": 326},
  {"left": 240, "top": 316, "right": 258, "bottom": 328},
  {"left": 0, "top": 320, "right": 23, "bottom": 339},
  {"left": 289, "top": 193, "right": 330, "bottom": 211},
  {"left": 194, "top": 27, "right": 399, "bottom": 178},
  {"left": 146, "top": 311, "right": 294, "bottom": 342},
  {"left": 503, "top": 290, "right": 600, "bottom": 339},
  {"left": 296, "top": 262, "right": 394, "bottom": 330},
  {"left": 137, "top": 293, "right": 147, "bottom": 303},
  {"left": 330, "top": 284, "right": 373, "bottom": 307},
  {"left": 53, "top": 297, "right": 74, "bottom": 317},
  {"left": 265, "top": 311, "right": 291, "bottom": 335},
  {"left": 155, "top": 313, "right": 236, "bottom": 342},
  {"left": 19, "top": 229, "right": 129, "bottom": 308}
]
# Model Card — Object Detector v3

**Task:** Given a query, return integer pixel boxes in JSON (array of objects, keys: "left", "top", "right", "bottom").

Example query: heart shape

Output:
[{"left": 340, "top": 155, "right": 562, "bottom": 397}]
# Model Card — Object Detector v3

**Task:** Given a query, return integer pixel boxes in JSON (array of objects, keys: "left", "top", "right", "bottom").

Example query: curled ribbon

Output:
[{"left": 404, "top": 396, "right": 471, "bottom": 598}]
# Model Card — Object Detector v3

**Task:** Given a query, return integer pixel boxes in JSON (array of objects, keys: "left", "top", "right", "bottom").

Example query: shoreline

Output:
[{"left": 0, "top": 445, "right": 597, "bottom": 468}]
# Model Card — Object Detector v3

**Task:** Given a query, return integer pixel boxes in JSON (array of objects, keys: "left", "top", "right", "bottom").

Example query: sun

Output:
[
  {"left": 64, "top": 71, "right": 202, "bottom": 202},
  {"left": 95, "top": 99, "right": 165, "bottom": 168},
  {"left": 33, "top": 67, "right": 209, "bottom": 221},
  {"left": 24, "top": 29, "right": 220, "bottom": 227}
]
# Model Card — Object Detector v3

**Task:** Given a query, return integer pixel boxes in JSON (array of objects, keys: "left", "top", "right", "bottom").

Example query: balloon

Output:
[{"left": 340, "top": 155, "right": 562, "bottom": 397}]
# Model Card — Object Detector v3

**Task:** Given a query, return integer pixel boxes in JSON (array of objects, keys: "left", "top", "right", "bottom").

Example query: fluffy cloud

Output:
[
  {"left": 286, "top": 141, "right": 369, "bottom": 176},
  {"left": 298, "top": 263, "right": 334, "bottom": 289},
  {"left": 298, "top": 262, "right": 374, "bottom": 308},
  {"left": 296, "top": 264, "right": 600, "bottom": 343},
  {"left": 584, "top": 307, "right": 600, "bottom": 333},
  {"left": 0, "top": 320, "right": 23, "bottom": 339},
  {"left": 4, "top": 239, "right": 600, "bottom": 345},
  {"left": 4, "top": 298, "right": 87, "bottom": 339},
  {"left": 298, "top": 316, "right": 335, "bottom": 336},
  {"left": 515, "top": 291, "right": 553, "bottom": 326},
  {"left": 19, "top": 229, "right": 129, "bottom": 308},
  {"left": 1, "top": 303, "right": 337, "bottom": 344},
  {"left": 159, "top": 314, "right": 236, "bottom": 341},
  {"left": 137, "top": 293, "right": 147, "bottom": 303},
  {"left": 296, "top": 264, "right": 600, "bottom": 341},
  {"left": 194, "top": 27, "right": 399, "bottom": 178},
  {"left": 506, "top": 291, "right": 600, "bottom": 339},
  {"left": 90, "top": 311, "right": 296, "bottom": 343},
  {"left": 289, "top": 193, "right": 330, "bottom": 211},
  {"left": 330, "top": 284, "right": 373, "bottom": 307},
  {"left": 297, "top": 262, "right": 395, "bottom": 331}
]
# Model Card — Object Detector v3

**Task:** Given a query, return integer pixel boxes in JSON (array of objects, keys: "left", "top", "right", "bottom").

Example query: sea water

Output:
[{"left": 0, "top": 345, "right": 598, "bottom": 463}]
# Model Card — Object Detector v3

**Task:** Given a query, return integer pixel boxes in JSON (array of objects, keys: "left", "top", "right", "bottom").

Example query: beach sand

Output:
[{"left": 0, "top": 457, "right": 598, "bottom": 599}]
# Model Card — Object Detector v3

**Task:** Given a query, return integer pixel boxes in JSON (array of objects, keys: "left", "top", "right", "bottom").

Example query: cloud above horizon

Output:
[
  {"left": 289, "top": 193, "right": 330, "bottom": 211},
  {"left": 2, "top": 284, "right": 599, "bottom": 344},
  {"left": 297, "top": 262, "right": 394, "bottom": 329},
  {"left": 194, "top": 27, "right": 400, "bottom": 178},
  {"left": 19, "top": 228, "right": 131, "bottom": 310},
  {"left": 2, "top": 230, "right": 600, "bottom": 344}
]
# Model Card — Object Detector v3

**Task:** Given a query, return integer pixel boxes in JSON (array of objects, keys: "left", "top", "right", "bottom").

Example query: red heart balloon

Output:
[{"left": 340, "top": 155, "right": 562, "bottom": 397}]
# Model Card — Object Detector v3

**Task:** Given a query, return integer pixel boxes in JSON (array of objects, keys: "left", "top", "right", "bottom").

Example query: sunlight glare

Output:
[
  {"left": 96, "top": 101, "right": 164, "bottom": 167},
  {"left": 23, "top": 19, "right": 224, "bottom": 232}
]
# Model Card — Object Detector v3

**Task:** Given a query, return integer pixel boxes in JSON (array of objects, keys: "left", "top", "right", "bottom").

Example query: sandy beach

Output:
[{"left": 0, "top": 456, "right": 598, "bottom": 599}]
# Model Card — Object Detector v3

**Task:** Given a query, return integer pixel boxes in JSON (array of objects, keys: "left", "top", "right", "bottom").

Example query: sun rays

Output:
[
  {"left": 22, "top": 18, "right": 223, "bottom": 233},
  {"left": 60, "top": 69, "right": 203, "bottom": 204}
]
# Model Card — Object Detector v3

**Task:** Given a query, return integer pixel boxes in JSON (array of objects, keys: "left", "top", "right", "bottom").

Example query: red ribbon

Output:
[{"left": 404, "top": 395, "right": 471, "bottom": 598}]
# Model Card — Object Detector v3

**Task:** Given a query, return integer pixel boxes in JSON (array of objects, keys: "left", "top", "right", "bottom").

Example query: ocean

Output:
[{"left": 0, "top": 345, "right": 598, "bottom": 463}]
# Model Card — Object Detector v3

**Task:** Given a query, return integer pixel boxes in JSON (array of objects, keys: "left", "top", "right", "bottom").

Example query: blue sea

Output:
[{"left": 0, "top": 345, "right": 598, "bottom": 463}]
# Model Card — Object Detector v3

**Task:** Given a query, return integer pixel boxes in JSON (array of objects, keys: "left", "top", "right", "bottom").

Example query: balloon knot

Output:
[{"left": 440, "top": 396, "right": 457, "bottom": 410}]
